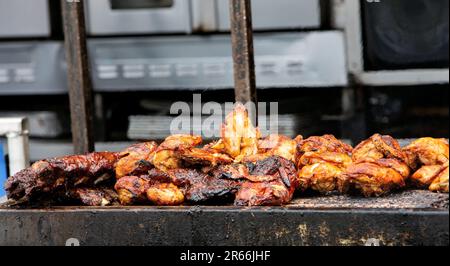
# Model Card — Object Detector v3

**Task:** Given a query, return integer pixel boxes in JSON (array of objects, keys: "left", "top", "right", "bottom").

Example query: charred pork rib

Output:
[{"left": 5, "top": 152, "right": 119, "bottom": 205}]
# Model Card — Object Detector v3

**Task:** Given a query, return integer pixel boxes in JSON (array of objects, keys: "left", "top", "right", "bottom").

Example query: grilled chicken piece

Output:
[
  {"left": 153, "top": 134, "right": 232, "bottom": 172},
  {"left": 5, "top": 152, "right": 119, "bottom": 205},
  {"left": 429, "top": 164, "right": 449, "bottom": 193},
  {"left": 221, "top": 103, "right": 260, "bottom": 162},
  {"left": 343, "top": 159, "right": 408, "bottom": 197},
  {"left": 296, "top": 135, "right": 353, "bottom": 193},
  {"left": 69, "top": 187, "right": 118, "bottom": 206},
  {"left": 114, "top": 168, "right": 174, "bottom": 205},
  {"left": 404, "top": 138, "right": 449, "bottom": 193},
  {"left": 147, "top": 183, "right": 185, "bottom": 206},
  {"left": 244, "top": 134, "right": 298, "bottom": 163},
  {"left": 343, "top": 134, "right": 410, "bottom": 197},
  {"left": 114, "top": 175, "right": 153, "bottom": 205},
  {"left": 235, "top": 156, "right": 298, "bottom": 206},
  {"left": 298, "top": 162, "right": 346, "bottom": 193},
  {"left": 352, "top": 134, "right": 407, "bottom": 163},
  {"left": 179, "top": 147, "right": 234, "bottom": 167},
  {"left": 116, "top": 142, "right": 158, "bottom": 179},
  {"left": 152, "top": 134, "right": 203, "bottom": 172},
  {"left": 410, "top": 165, "right": 445, "bottom": 188},
  {"left": 297, "top": 134, "right": 353, "bottom": 158},
  {"left": 404, "top": 138, "right": 449, "bottom": 169}
]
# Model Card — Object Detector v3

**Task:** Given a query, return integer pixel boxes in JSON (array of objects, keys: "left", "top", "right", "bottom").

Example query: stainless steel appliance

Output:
[
  {"left": 88, "top": 32, "right": 348, "bottom": 91},
  {"left": 85, "top": 0, "right": 192, "bottom": 35},
  {"left": 335, "top": 0, "right": 449, "bottom": 86},
  {"left": 215, "top": 0, "right": 321, "bottom": 31},
  {"left": 86, "top": 0, "right": 322, "bottom": 36},
  {"left": 0, "top": 0, "right": 51, "bottom": 38},
  {"left": 0, "top": 42, "right": 67, "bottom": 95}
]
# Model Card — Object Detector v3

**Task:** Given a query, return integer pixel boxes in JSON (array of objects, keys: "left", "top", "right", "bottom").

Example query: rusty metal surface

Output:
[
  {"left": 0, "top": 190, "right": 448, "bottom": 246},
  {"left": 61, "top": 0, "right": 95, "bottom": 154},
  {"left": 229, "top": 0, "right": 257, "bottom": 104}
]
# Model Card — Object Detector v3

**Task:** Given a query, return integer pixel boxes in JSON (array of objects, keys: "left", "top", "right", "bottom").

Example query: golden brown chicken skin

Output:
[
  {"left": 221, "top": 103, "right": 260, "bottom": 162},
  {"left": 342, "top": 134, "right": 410, "bottom": 197},
  {"left": 114, "top": 175, "right": 153, "bottom": 205},
  {"left": 244, "top": 134, "right": 297, "bottom": 163},
  {"left": 343, "top": 159, "right": 407, "bottom": 197},
  {"left": 153, "top": 134, "right": 233, "bottom": 172},
  {"left": 146, "top": 183, "right": 185, "bottom": 206},
  {"left": 429, "top": 164, "right": 449, "bottom": 193},
  {"left": 297, "top": 134, "right": 353, "bottom": 159},
  {"left": 404, "top": 138, "right": 449, "bottom": 169},
  {"left": 296, "top": 135, "right": 353, "bottom": 193},
  {"left": 403, "top": 138, "right": 449, "bottom": 193},
  {"left": 115, "top": 142, "right": 159, "bottom": 179},
  {"left": 352, "top": 134, "right": 407, "bottom": 163}
]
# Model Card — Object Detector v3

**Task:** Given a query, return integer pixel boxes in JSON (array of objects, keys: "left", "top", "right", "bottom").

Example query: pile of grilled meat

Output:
[{"left": 4, "top": 104, "right": 449, "bottom": 207}]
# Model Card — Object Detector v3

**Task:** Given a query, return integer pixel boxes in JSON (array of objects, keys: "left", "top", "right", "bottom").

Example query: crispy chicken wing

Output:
[
  {"left": 343, "top": 135, "right": 410, "bottom": 196},
  {"left": 115, "top": 142, "right": 158, "bottom": 179},
  {"left": 296, "top": 135, "right": 353, "bottom": 193},
  {"left": 221, "top": 103, "right": 260, "bottom": 162}
]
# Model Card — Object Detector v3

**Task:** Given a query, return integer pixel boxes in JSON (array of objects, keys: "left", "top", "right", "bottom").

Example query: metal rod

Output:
[
  {"left": 61, "top": 0, "right": 95, "bottom": 154},
  {"left": 229, "top": 0, "right": 257, "bottom": 105}
]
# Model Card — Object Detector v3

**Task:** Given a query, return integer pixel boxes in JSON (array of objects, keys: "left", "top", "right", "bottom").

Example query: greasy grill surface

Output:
[
  {"left": 289, "top": 190, "right": 449, "bottom": 210},
  {"left": 0, "top": 190, "right": 448, "bottom": 246}
]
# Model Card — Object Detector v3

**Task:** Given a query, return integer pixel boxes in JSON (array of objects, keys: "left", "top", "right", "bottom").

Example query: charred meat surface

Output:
[
  {"left": 168, "top": 168, "right": 240, "bottom": 203},
  {"left": 5, "top": 152, "right": 119, "bottom": 205},
  {"left": 235, "top": 156, "right": 298, "bottom": 206},
  {"left": 69, "top": 187, "right": 118, "bottom": 206}
]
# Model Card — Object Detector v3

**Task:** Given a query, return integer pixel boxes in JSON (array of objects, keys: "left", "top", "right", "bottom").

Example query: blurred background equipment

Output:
[
  {"left": 0, "top": 0, "right": 448, "bottom": 161},
  {"left": 0, "top": 0, "right": 50, "bottom": 38},
  {"left": 338, "top": 0, "right": 449, "bottom": 86}
]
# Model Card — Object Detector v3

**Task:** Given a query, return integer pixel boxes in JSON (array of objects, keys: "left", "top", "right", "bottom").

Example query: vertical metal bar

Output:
[
  {"left": 229, "top": 0, "right": 257, "bottom": 105},
  {"left": 61, "top": 0, "right": 95, "bottom": 154}
]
